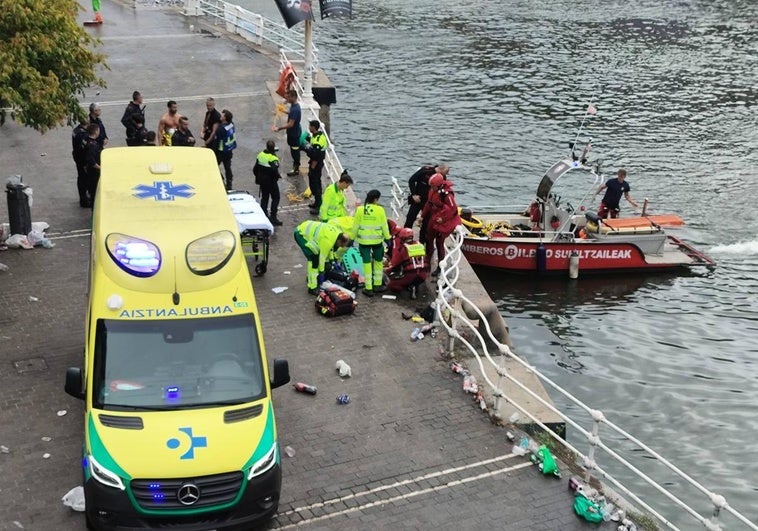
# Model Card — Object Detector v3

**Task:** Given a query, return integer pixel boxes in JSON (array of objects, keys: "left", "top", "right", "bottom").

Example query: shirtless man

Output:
[{"left": 157, "top": 100, "right": 182, "bottom": 146}]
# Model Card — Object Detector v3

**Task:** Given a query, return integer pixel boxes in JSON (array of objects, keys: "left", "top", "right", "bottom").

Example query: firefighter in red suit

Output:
[
  {"left": 421, "top": 173, "right": 461, "bottom": 276},
  {"left": 385, "top": 228, "right": 428, "bottom": 299}
]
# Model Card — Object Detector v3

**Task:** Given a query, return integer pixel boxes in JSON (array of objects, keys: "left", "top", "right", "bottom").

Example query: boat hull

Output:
[{"left": 461, "top": 238, "right": 689, "bottom": 275}]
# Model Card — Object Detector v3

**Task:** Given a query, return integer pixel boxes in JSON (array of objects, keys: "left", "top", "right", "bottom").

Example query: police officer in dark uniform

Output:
[
  {"left": 254, "top": 140, "right": 283, "bottom": 226},
  {"left": 71, "top": 118, "right": 90, "bottom": 207}
]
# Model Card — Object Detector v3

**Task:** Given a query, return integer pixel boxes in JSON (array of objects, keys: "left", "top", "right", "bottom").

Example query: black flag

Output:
[
  {"left": 319, "top": 0, "right": 352, "bottom": 19},
  {"left": 274, "top": 0, "right": 314, "bottom": 29}
]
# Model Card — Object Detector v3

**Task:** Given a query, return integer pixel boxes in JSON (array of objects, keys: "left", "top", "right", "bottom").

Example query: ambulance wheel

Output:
[{"left": 255, "top": 263, "right": 267, "bottom": 276}]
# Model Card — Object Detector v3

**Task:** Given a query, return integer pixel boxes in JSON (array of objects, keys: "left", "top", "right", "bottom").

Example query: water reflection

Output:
[{"left": 482, "top": 270, "right": 676, "bottom": 312}]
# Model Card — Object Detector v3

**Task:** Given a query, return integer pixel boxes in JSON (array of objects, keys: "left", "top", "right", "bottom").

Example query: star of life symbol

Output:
[{"left": 133, "top": 181, "right": 195, "bottom": 201}]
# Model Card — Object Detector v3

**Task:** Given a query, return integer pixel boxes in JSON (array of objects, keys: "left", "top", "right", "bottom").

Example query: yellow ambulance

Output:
[{"left": 65, "top": 147, "right": 289, "bottom": 530}]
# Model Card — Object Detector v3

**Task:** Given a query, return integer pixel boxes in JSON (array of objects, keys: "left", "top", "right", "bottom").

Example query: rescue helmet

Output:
[
  {"left": 429, "top": 173, "right": 444, "bottom": 187},
  {"left": 398, "top": 228, "right": 414, "bottom": 241}
]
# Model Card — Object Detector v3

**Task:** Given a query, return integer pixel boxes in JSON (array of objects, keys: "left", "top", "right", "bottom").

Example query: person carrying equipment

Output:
[
  {"left": 320, "top": 170, "right": 353, "bottom": 222},
  {"left": 294, "top": 221, "right": 350, "bottom": 295},
  {"left": 385, "top": 227, "right": 428, "bottom": 300},
  {"left": 350, "top": 190, "right": 390, "bottom": 297}
]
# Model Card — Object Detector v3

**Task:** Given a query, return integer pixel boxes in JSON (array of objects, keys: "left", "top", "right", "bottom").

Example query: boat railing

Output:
[{"left": 433, "top": 225, "right": 755, "bottom": 531}]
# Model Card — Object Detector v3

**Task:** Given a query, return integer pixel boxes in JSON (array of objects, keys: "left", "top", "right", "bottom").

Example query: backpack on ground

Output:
[{"left": 315, "top": 285, "right": 356, "bottom": 317}]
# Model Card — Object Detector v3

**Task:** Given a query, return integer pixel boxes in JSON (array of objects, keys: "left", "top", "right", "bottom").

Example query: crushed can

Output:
[{"left": 336, "top": 393, "right": 350, "bottom": 405}]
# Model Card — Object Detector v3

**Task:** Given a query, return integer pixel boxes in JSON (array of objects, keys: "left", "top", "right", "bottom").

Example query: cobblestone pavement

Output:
[{"left": 0, "top": 2, "right": 602, "bottom": 530}]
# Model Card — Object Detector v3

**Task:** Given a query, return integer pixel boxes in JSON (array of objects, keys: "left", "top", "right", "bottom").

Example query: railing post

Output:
[
  {"left": 184, "top": 0, "right": 201, "bottom": 16},
  {"left": 303, "top": 19, "right": 314, "bottom": 99},
  {"left": 583, "top": 409, "right": 604, "bottom": 484}
]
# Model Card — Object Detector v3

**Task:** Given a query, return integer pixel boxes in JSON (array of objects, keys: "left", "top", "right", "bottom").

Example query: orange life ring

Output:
[{"left": 276, "top": 64, "right": 296, "bottom": 98}]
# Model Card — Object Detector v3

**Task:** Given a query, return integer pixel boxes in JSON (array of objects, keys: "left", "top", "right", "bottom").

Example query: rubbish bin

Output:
[{"left": 6, "top": 181, "right": 32, "bottom": 236}]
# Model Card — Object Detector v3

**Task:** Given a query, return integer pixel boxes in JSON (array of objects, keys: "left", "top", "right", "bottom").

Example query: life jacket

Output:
[
  {"left": 403, "top": 242, "right": 426, "bottom": 271},
  {"left": 218, "top": 123, "right": 237, "bottom": 152}
]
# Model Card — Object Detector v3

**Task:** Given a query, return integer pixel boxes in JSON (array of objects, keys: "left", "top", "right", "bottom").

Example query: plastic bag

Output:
[
  {"left": 533, "top": 444, "right": 560, "bottom": 476},
  {"left": 6, "top": 234, "right": 33, "bottom": 249},
  {"left": 335, "top": 359, "right": 352, "bottom": 378},
  {"left": 27, "top": 230, "right": 45, "bottom": 246},
  {"left": 573, "top": 493, "right": 603, "bottom": 523},
  {"left": 62, "top": 486, "right": 86, "bottom": 512}
]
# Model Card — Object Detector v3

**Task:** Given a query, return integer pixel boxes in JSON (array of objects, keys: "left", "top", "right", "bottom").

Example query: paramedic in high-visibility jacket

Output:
[
  {"left": 319, "top": 171, "right": 353, "bottom": 222},
  {"left": 349, "top": 190, "right": 391, "bottom": 297},
  {"left": 385, "top": 227, "right": 428, "bottom": 300},
  {"left": 294, "top": 221, "right": 350, "bottom": 295}
]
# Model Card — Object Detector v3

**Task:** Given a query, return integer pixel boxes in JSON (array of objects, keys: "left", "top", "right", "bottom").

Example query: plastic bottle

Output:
[
  {"left": 410, "top": 328, "right": 420, "bottom": 341},
  {"left": 568, "top": 476, "right": 582, "bottom": 493},
  {"left": 293, "top": 382, "right": 317, "bottom": 395},
  {"left": 450, "top": 361, "right": 466, "bottom": 374}
]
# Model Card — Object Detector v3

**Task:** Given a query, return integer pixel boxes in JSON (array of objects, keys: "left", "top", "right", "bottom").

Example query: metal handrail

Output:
[
  {"left": 389, "top": 176, "right": 407, "bottom": 221},
  {"left": 432, "top": 226, "right": 756, "bottom": 531},
  {"left": 191, "top": 0, "right": 319, "bottom": 67}
]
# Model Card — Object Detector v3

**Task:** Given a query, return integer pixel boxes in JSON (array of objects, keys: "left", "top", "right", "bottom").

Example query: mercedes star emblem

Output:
[{"left": 177, "top": 483, "right": 200, "bottom": 506}]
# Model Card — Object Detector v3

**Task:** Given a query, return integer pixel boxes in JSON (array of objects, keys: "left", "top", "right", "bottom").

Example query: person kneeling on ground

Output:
[
  {"left": 294, "top": 220, "right": 350, "bottom": 295},
  {"left": 385, "top": 227, "right": 428, "bottom": 300}
]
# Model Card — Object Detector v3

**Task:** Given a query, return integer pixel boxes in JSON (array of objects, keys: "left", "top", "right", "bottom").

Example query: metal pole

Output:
[{"left": 303, "top": 19, "right": 314, "bottom": 99}]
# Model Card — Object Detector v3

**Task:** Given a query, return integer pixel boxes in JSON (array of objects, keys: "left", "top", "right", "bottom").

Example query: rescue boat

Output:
[{"left": 460, "top": 156, "right": 715, "bottom": 276}]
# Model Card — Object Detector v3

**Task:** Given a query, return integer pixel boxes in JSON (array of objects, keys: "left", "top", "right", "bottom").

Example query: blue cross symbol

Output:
[
  {"left": 133, "top": 181, "right": 195, "bottom": 201},
  {"left": 166, "top": 427, "right": 208, "bottom": 460}
]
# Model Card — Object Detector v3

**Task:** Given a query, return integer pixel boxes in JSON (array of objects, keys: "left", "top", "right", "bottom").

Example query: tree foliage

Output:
[{"left": 0, "top": 0, "right": 107, "bottom": 132}]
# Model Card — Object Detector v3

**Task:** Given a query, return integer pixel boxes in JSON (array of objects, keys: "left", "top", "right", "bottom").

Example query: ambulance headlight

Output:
[
  {"left": 87, "top": 455, "right": 126, "bottom": 490},
  {"left": 247, "top": 443, "right": 277, "bottom": 480},
  {"left": 186, "top": 230, "right": 236, "bottom": 275},
  {"left": 106, "top": 234, "right": 161, "bottom": 277}
]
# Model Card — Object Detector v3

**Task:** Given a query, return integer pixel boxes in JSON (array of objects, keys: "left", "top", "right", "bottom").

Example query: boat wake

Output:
[{"left": 709, "top": 239, "right": 758, "bottom": 255}]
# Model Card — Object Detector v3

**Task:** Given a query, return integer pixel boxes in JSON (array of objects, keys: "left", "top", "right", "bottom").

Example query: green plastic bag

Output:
[
  {"left": 573, "top": 494, "right": 603, "bottom": 523},
  {"left": 537, "top": 445, "right": 558, "bottom": 475}
]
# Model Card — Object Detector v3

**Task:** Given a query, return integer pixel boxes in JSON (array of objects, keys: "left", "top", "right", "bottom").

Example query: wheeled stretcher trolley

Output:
[{"left": 227, "top": 191, "right": 274, "bottom": 277}]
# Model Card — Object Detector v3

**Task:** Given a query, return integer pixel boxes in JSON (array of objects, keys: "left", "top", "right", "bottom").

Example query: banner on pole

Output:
[
  {"left": 274, "top": 0, "right": 314, "bottom": 29},
  {"left": 319, "top": 0, "right": 352, "bottom": 19}
]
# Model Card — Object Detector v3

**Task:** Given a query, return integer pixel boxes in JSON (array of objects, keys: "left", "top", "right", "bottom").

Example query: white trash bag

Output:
[{"left": 62, "top": 486, "right": 85, "bottom": 512}]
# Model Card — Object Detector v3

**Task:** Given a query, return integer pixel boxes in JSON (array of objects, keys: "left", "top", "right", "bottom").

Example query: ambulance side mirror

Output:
[
  {"left": 64, "top": 367, "right": 85, "bottom": 400},
  {"left": 270, "top": 359, "right": 290, "bottom": 389}
]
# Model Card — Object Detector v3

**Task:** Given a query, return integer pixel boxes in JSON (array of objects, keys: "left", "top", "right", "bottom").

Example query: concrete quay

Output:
[{"left": 0, "top": 2, "right": 590, "bottom": 529}]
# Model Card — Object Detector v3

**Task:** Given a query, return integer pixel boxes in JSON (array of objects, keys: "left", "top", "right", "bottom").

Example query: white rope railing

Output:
[{"left": 432, "top": 225, "right": 756, "bottom": 531}]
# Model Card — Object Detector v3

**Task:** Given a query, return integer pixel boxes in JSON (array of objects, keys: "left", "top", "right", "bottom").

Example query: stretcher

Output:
[{"left": 227, "top": 191, "right": 274, "bottom": 277}]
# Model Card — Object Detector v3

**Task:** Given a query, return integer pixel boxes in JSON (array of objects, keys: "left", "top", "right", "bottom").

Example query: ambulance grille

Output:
[
  {"left": 224, "top": 404, "right": 263, "bottom": 423},
  {"left": 131, "top": 471, "right": 243, "bottom": 510},
  {"left": 98, "top": 414, "right": 144, "bottom": 430}
]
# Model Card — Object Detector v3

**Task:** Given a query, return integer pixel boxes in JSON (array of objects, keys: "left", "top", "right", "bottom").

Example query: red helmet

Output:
[
  {"left": 387, "top": 219, "right": 399, "bottom": 235},
  {"left": 428, "top": 174, "right": 444, "bottom": 187},
  {"left": 398, "top": 228, "right": 414, "bottom": 241}
]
